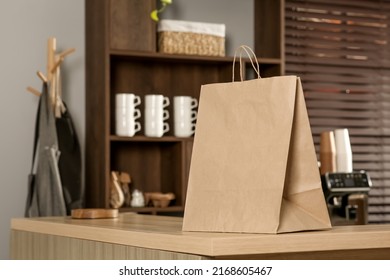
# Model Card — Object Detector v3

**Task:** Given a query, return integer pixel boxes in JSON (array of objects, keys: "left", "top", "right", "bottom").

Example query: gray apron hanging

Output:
[{"left": 25, "top": 83, "right": 67, "bottom": 217}]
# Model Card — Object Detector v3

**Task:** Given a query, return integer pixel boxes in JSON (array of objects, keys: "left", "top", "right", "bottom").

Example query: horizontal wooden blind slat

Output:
[
  {"left": 286, "top": 54, "right": 390, "bottom": 68},
  {"left": 305, "top": 100, "right": 377, "bottom": 109},
  {"left": 368, "top": 206, "right": 390, "bottom": 214},
  {"left": 286, "top": 37, "right": 385, "bottom": 52},
  {"left": 304, "top": 91, "right": 377, "bottom": 100},
  {"left": 369, "top": 215, "right": 390, "bottom": 223},
  {"left": 287, "top": 64, "right": 390, "bottom": 76},
  {"left": 311, "top": 127, "right": 390, "bottom": 136},
  {"left": 353, "top": 163, "right": 390, "bottom": 170},
  {"left": 285, "top": 1, "right": 390, "bottom": 16},
  {"left": 309, "top": 119, "right": 390, "bottom": 127},
  {"left": 286, "top": 44, "right": 390, "bottom": 60},
  {"left": 372, "top": 186, "right": 390, "bottom": 191},
  {"left": 287, "top": 0, "right": 390, "bottom": 12},
  {"left": 286, "top": 47, "right": 390, "bottom": 64},
  {"left": 285, "top": 28, "right": 384, "bottom": 44},
  {"left": 309, "top": 118, "right": 380, "bottom": 127},
  {"left": 350, "top": 146, "right": 390, "bottom": 153},
  {"left": 366, "top": 173, "right": 390, "bottom": 181},
  {"left": 303, "top": 84, "right": 380, "bottom": 94},
  {"left": 308, "top": 109, "right": 380, "bottom": 119},
  {"left": 285, "top": 18, "right": 387, "bottom": 36},
  {"left": 286, "top": 55, "right": 390, "bottom": 68},
  {"left": 298, "top": 75, "right": 389, "bottom": 87},
  {"left": 353, "top": 154, "right": 390, "bottom": 162},
  {"left": 369, "top": 197, "right": 390, "bottom": 204},
  {"left": 315, "top": 143, "right": 385, "bottom": 153},
  {"left": 313, "top": 136, "right": 390, "bottom": 144}
]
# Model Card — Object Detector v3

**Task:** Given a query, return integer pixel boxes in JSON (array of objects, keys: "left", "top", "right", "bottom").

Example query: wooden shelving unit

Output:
[{"left": 85, "top": 0, "right": 283, "bottom": 214}]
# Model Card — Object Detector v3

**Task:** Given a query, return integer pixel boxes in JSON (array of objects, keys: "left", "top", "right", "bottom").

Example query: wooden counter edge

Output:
[{"left": 10, "top": 217, "right": 390, "bottom": 258}]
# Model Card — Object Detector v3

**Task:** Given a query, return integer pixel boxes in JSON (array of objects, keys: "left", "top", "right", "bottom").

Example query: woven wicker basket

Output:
[{"left": 158, "top": 20, "right": 225, "bottom": 57}]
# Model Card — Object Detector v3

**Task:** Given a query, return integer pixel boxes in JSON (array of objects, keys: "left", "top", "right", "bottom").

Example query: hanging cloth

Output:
[
  {"left": 53, "top": 63, "right": 83, "bottom": 214},
  {"left": 56, "top": 102, "right": 83, "bottom": 214},
  {"left": 25, "top": 83, "right": 67, "bottom": 217}
]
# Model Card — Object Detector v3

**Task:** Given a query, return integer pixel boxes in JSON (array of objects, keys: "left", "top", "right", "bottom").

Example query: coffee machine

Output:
[{"left": 321, "top": 171, "right": 371, "bottom": 225}]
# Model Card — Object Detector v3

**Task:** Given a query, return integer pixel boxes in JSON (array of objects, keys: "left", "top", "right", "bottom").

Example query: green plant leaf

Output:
[{"left": 150, "top": 10, "right": 159, "bottom": 22}]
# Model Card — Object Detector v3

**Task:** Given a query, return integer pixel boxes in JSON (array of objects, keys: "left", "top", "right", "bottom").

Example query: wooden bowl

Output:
[{"left": 144, "top": 192, "right": 175, "bottom": 208}]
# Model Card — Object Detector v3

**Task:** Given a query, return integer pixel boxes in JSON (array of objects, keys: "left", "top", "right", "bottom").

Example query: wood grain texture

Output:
[
  {"left": 110, "top": 0, "right": 156, "bottom": 51},
  {"left": 255, "top": 0, "right": 282, "bottom": 59},
  {"left": 85, "top": 0, "right": 110, "bottom": 208},
  {"left": 11, "top": 230, "right": 205, "bottom": 260},
  {"left": 71, "top": 208, "right": 119, "bottom": 219},
  {"left": 11, "top": 214, "right": 390, "bottom": 259}
]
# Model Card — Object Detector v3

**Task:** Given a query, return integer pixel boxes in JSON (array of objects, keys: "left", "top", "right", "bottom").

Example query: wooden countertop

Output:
[{"left": 11, "top": 213, "right": 390, "bottom": 257}]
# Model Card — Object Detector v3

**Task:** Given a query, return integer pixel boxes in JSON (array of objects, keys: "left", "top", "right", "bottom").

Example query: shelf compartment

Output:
[
  {"left": 110, "top": 141, "right": 191, "bottom": 208},
  {"left": 110, "top": 57, "right": 232, "bottom": 137},
  {"left": 110, "top": 55, "right": 233, "bottom": 96}
]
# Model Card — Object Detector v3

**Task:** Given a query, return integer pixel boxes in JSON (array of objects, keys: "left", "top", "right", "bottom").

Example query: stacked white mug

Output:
[
  {"left": 144, "top": 94, "right": 170, "bottom": 137},
  {"left": 174, "top": 96, "right": 198, "bottom": 137},
  {"left": 115, "top": 93, "right": 141, "bottom": 137},
  {"left": 334, "top": 128, "right": 353, "bottom": 172}
]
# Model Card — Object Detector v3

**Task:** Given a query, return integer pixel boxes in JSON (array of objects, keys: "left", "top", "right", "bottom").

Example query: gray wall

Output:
[
  {"left": 0, "top": 0, "right": 85, "bottom": 259},
  {"left": 0, "top": 0, "right": 253, "bottom": 260}
]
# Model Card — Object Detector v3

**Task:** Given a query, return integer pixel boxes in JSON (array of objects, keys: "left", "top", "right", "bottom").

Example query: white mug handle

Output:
[
  {"left": 191, "top": 110, "right": 197, "bottom": 122},
  {"left": 163, "top": 122, "right": 169, "bottom": 134},
  {"left": 191, "top": 98, "right": 198, "bottom": 109},
  {"left": 133, "top": 108, "right": 141, "bottom": 120},
  {"left": 134, "top": 122, "right": 141, "bottom": 133},
  {"left": 163, "top": 96, "right": 170, "bottom": 108},
  {"left": 134, "top": 96, "right": 141, "bottom": 107},
  {"left": 163, "top": 110, "right": 169, "bottom": 121},
  {"left": 191, "top": 123, "right": 196, "bottom": 134}
]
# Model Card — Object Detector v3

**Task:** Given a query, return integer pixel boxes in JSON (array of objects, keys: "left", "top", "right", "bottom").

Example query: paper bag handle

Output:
[{"left": 232, "top": 45, "right": 261, "bottom": 82}]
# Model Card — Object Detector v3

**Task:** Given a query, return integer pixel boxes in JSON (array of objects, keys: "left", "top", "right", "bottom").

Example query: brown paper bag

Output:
[{"left": 182, "top": 46, "right": 331, "bottom": 234}]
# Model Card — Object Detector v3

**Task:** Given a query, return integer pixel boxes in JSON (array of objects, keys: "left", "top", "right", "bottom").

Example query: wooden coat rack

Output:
[{"left": 27, "top": 37, "right": 75, "bottom": 117}]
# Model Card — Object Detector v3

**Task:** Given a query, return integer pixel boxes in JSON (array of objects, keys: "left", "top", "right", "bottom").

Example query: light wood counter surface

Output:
[{"left": 10, "top": 213, "right": 390, "bottom": 259}]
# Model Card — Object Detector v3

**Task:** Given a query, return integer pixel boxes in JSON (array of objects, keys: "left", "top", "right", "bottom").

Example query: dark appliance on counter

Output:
[{"left": 321, "top": 171, "right": 371, "bottom": 225}]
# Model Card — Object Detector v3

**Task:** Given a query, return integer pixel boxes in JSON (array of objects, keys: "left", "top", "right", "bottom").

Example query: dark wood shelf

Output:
[
  {"left": 110, "top": 49, "right": 282, "bottom": 65},
  {"left": 110, "top": 135, "right": 194, "bottom": 143}
]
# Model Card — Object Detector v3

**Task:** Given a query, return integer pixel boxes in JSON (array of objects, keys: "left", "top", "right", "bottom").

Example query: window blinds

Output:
[{"left": 285, "top": 0, "right": 390, "bottom": 223}]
